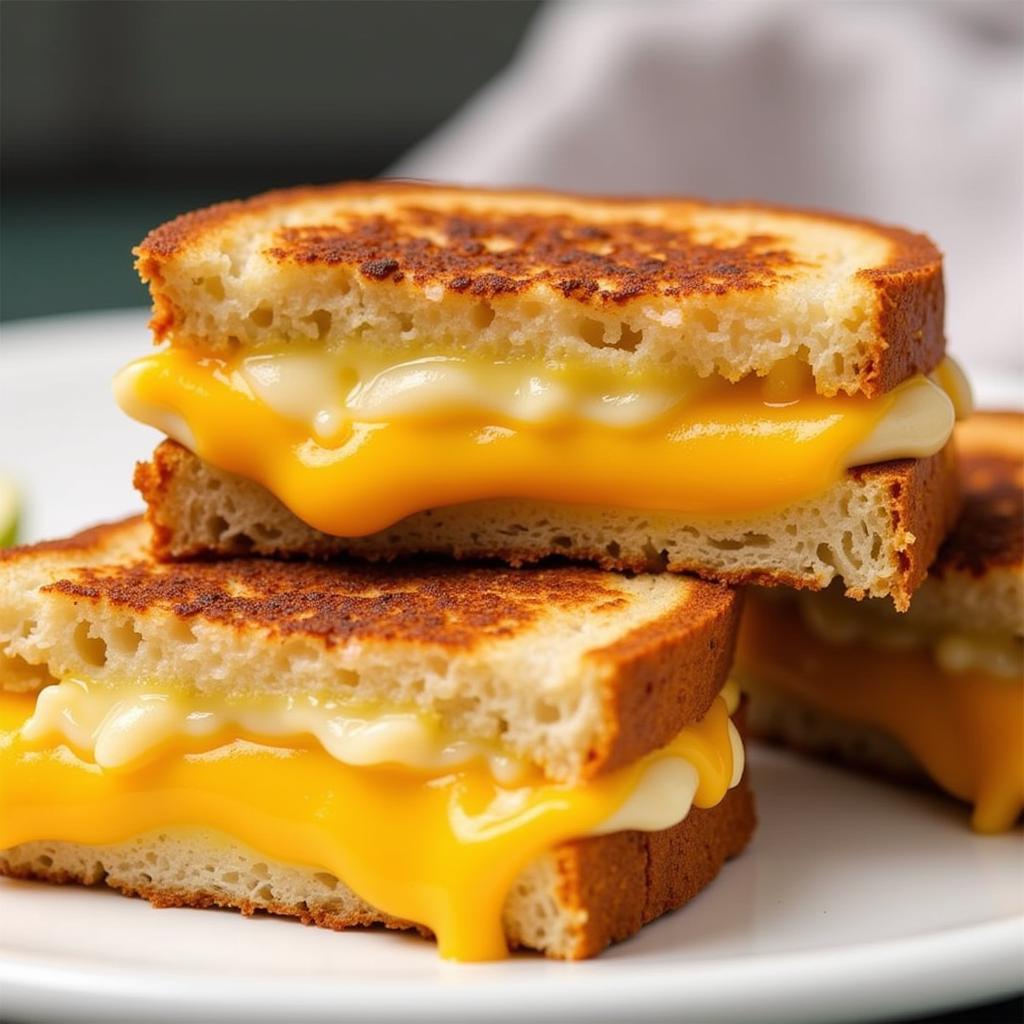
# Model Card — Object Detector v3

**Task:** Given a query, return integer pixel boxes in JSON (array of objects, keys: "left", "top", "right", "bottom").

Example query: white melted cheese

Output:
[
  {"left": 933, "top": 632, "right": 1024, "bottom": 679},
  {"left": 21, "top": 680, "right": 531, "bottom": 784},
  {"left": 592, "top": 718, "right": 745, "bottom": 836},
  {"left": 797, "top": 591, "right": 1022, "bottom": 680},
  {"left": 846, "top": 374, "right": 956, "bottom": 465},
  {"left": 228, "top": 348, "right": 965, "bottom": 464},
  {"left": 114, "top": 341, "right": 965, "bottom": 468},
  {"left": 20, "top": 678, "right": 743, "bottom": 781},
  {"left": 238, "top": 352, "right": 702, "bottom": 437},
  {"left": 19, "top": 679, "right": 745, "bottom": 841}
]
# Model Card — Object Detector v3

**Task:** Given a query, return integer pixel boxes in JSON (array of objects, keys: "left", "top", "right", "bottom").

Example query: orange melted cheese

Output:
[
  {"left": 0, "top": 689, "right": 737, "bottom": 960},
  {"left": 736, "top": 596, "right": 1024, "bottom": 833},
  {"left": 111, "top": 347, "right": 934, "bottom": 537}
]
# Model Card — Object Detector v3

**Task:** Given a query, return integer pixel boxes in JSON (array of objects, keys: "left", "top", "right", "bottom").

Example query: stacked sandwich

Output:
[
  {"left": 1, "top": 183, "right": 1017, "bottom": 963},
  {"left": 735, "top": 411, "right": 1023, "bottom": 833}
]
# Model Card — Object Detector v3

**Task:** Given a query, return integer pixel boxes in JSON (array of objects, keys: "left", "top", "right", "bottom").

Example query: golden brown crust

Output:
[
  {"left": 0, "top": 779, "right": 754, "bottom": 960},
  {"left": 0, "top": 856, "right": 430, "bottom": 938},
  {"left": 859, "top": 252, "right": 945, "bottom": 396},
  {"left": 855, "top": 441, "right": 963, "bottom": 611},
  {"left": 135, "top": 181, "right": 944, "bottom": 395},
  {"left": 0, "top": 516, "right": 145, "bottom": 564},
  {"left": 549, "top": 773, "right": 755, "bottom": 958},
  {"left": 263, "top": 213, "right": 797, "bottom": 302},
  {"left": 585, "top": 586, "right": 742, "bottom": 777},
  {"left": 930, "top": 411, "right": 1023, "bottom": 580},
  {"left": 641, "top": 444, "right": 956, "bottom": 612},
  {"left": 43, "top": 556, "right": 634, "bottom": 652},
  {"left": 133, "top": 455, "right": 175, "bottom": 557},
  {"left": 137, "top": 180, "right": 938, "bottom": 272}
]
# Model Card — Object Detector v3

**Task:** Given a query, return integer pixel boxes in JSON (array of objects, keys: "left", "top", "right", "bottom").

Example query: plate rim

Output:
[
  {"left": 1, "top": 917, "right": 1021, "bottom": 1023},
  {"left": 1, "top": 747, "right": 1018, "bottom": 1023}
]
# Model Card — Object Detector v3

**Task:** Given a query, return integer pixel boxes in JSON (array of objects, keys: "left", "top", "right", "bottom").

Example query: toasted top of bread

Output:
[
  {"left": 135, "top": 181, "right": 944, "bottom": 397},
  {"left": 931, "top": 412, "right": 1023, "bottom": 582},
  {"left": 0, "top": 518, "right": 740, "bottom": 782},
  {"left": 911, "top": 410, "right": 1023, "bottom": 634}
]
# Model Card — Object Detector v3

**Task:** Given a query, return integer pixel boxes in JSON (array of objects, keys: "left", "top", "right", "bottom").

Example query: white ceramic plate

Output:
[{"left": 1, "top": 311, "right": 1022, "bottom": 1024}]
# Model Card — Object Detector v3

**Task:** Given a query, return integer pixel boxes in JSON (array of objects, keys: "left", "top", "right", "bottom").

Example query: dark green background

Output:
[{"left": 1, "top": 0, "right": 539, "bottom": 321}]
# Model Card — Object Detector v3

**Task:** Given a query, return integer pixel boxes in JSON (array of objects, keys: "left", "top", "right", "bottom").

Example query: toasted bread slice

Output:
[
  {"left": 135, "top": 182, "right": 943, "bottom": 398},
  {"left": 746, "top": 412, "right": 1022, "bottom": 637},
  {"left": 0, "top": 517, "right": 739, "bottom": 784},
  {"left": 734, "top": 412, "right": 1024, "bottom": 831},
  {"left": 0, "top": 520, "right": 753, "bottom": 958},
  {"left": 136, "top": 438, "right": 960, "bottom": 611},
  {"left": 0, "top": 775, "right": 755, "bottom": 961},
  {"left": 911, "top": 411, "right": 1023, "bottom": 634}
]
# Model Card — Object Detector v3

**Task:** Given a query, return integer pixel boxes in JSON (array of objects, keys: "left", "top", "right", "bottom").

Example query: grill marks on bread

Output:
[
  {"left": 931, "top": 412, "right": 1024, "bottom": 581},
  {"left": 266, "top": 209, "right": 799, "bottom": 304},
  {"left": 1, "top": 517, "right": 740, "bottom": 781},
  {"left": 44, "top": 558, "right": 629, "bottom": 650}
]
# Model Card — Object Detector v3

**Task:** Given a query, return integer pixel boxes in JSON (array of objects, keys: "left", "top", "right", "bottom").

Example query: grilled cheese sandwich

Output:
[
  {"left": 734, "top": 412, "right": 1024, "bottom": 832},
  {"left": 122, "top": 183, "right": 963, "bottom": 607},
  {"left": 0, "top": 517, "right": 754, "bottom": 960}
]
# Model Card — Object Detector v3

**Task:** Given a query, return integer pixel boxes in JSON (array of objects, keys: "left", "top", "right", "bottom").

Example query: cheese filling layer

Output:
[
  {"left": 795, "top": 588, "right": 1024, "bottom": 680},
  {"left": 113, "top": 347, "right": 967, "bottom": 538},
  {"left": 735, "top": 593, "right": 1023, "bottom": 833},
  {"left": 0, "top": 683, "right": 742, "bottom": 960},
  {"left": 21, "top": 679, "right": 536, "bottom": 784}
]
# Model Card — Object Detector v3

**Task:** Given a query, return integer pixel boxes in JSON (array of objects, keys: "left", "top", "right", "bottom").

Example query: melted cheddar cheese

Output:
[
  {"left": 0, "top": 684, "right": 741, "bottom": 960},
  {"left": 736, "top": 595, "right": 1023, "bottom": 833},
  {"left": 113, "top": 347, "right": 962, "bottom": 538}
]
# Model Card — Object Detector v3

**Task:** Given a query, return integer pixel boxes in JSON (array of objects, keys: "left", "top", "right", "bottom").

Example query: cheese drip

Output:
[
  {"left": 113, "top": 347, "right": 962, "bottom": 538},
  {"left": 736, "top": 594, "right": 1023, "bottom": 833},
  {"left": 0, "top": 687, "right": 741, "bottom": 960}
]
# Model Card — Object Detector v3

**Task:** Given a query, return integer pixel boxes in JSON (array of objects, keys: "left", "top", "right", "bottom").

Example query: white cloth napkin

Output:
[{"left": 394, "top": 1, "right": 1024, "bottom": 378}]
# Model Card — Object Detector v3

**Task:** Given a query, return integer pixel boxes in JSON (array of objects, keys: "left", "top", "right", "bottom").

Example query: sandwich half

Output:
[
  {"left": 0, "top": 518, "right": 754, "bottom": 960},
  {"left": 118, "top": 182, "right": 965, "bottom": 609},
  {"left": 733, "top": 411, "right": 1023, "bottom": 832}
]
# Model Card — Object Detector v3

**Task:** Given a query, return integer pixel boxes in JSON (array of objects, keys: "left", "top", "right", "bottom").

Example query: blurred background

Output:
[
  {"left": 1, "top": 1, "right": 540, "bottom": 320},
  {"left": 3, "top": 0, "right": 1022, "bottom": 375}
]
